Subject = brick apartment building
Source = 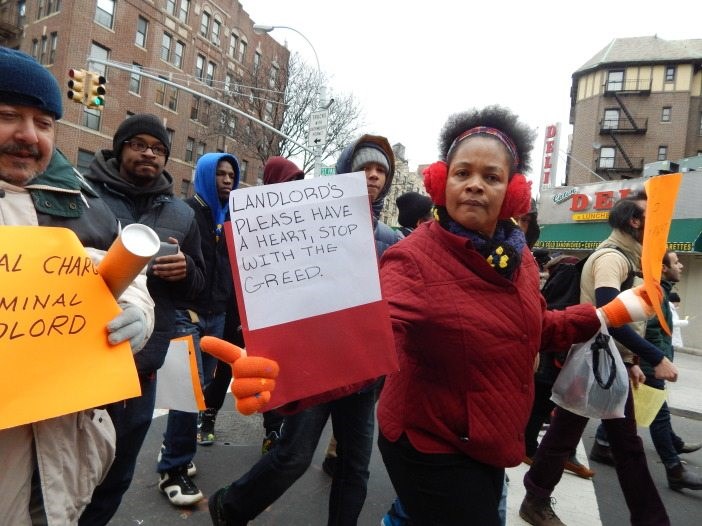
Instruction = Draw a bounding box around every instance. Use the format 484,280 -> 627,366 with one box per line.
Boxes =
0,0 -> 291,194
567,36 -> 702,185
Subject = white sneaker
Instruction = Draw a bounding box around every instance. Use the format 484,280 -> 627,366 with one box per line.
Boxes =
158,468 -> 203,506
157,444 -> 197,476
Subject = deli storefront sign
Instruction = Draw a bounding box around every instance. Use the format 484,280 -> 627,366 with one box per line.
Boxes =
536,174 -> 702,252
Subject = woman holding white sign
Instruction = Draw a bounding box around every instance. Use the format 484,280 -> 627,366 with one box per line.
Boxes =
375,105 -> 658,525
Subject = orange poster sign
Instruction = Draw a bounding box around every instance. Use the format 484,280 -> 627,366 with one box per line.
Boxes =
0,226 -> 141,430
643,173 -> 682,335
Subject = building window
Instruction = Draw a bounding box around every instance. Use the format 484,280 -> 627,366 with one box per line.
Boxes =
167,87 -> 178,111
699,113 -> 702,135
31,39 -> 39,59
268,65 -> 278,88
606,70 -> 623,92
179,179 -> 191,198
237,39 -> 247,63
195,54 -> 205,81
17,0 -> 26,25
240,159 -> 248,183
129,63 -> 142,94
165,0 -> 176,16
657,145 -> 668,161
48,32 -> 58,64
224,72 -> 233,93
665,65 -> 675,83
253,52 -> 261,73
136,16 -> 148,47
603,109 -> 619,129
95,0 -> 115,29
82,108 -> 101,130
39,35 -> 47,64
212,19 -> 221,45
155,75 -> 167,105
185,137 -> 194,162
174,41 -> 184,69
206,61 -> 215,87
661,107 -> 672,123
229,33 -> 238,58
161,33 -> 172,61
201,100 -> 211,125
200,11 -> 210,37
599,147 -> 615,169
190,96 -> 200,120
76,150 -> 94,175
178,0 -> 190,23
196,142 -> 205,162
264,101 -> 273,123
166,128 -> 175,148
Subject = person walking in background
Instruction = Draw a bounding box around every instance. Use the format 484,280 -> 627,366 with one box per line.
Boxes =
395,191 -> 433,237
0,47 -> 153,525
154,152 -> 241,505
79,114 -> 206,523
209,137 -> 401,526
634,251 -> 701,490
520,192 -> 679,526
668,291 -> 688,351
374,105 -> 657,525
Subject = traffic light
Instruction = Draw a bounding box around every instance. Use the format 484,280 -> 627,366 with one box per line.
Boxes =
86,73 -> 106,109
67,68 -> 87,104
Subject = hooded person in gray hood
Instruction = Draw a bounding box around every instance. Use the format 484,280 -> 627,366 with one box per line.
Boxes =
335,134 -> 403,257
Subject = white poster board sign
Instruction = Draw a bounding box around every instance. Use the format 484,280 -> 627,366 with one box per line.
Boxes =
228,172 -> 380,330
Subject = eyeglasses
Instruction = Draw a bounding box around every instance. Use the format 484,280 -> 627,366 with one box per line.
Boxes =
123,139 -> 169,157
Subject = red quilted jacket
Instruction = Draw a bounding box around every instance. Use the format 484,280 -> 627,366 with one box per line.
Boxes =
377,221 -> 600,467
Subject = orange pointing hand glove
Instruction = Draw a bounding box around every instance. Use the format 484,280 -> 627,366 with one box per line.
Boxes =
200,336 -> 280,415
597,284 -> 657,328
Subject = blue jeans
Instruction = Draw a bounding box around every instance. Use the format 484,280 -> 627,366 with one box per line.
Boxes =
157,310 -> 225,473
79,374 -> 157,526
221,389 -> 376,525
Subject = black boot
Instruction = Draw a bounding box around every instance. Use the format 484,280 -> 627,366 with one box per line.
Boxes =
589,441 -> 615,466
666,463 -> 702,491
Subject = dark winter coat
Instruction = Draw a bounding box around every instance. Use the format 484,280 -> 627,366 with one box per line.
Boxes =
86,150 -> 206,374
641,280 -> 674,378
377,220 -> 601,468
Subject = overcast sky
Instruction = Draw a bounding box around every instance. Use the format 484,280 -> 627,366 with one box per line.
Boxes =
243,0 -> 700,184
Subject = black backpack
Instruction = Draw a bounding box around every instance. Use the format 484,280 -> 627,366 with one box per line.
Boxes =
541,246 -> 635,312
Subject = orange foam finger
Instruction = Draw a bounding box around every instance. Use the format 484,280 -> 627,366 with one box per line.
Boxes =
232,377 -> 277,398
236,391 -> 271,415
200,336 -> 243,363
233,356 -> 279,379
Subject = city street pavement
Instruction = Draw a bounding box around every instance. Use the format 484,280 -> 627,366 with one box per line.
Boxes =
111,351 -> 702,525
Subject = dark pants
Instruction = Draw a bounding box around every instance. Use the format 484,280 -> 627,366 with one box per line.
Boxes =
524,389 -> 669,526
79,375 -> 157,526
646,377 -> 684,469
221,389 -> 376,525
378,433 -> 503,526
524,381 -> 556,457
203,358 -> 233,410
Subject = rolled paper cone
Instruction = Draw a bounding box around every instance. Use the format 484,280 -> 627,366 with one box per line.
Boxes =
97,223 -> 160,298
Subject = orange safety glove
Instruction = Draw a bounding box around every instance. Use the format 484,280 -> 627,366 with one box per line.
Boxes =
200,336 -> 280,415
597,284 -> 657,328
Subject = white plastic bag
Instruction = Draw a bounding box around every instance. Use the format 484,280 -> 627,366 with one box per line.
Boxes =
551,321 -> 628,419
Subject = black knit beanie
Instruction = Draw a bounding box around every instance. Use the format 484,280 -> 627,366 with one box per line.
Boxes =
396,191 -> 433,228
113,113 -> 171,162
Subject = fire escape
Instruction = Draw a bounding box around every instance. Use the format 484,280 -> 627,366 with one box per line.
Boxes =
0,4 -> 23,46
597,77 -> 651,179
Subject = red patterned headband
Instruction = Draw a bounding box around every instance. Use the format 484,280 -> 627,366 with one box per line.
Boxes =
447,126 -> 520,170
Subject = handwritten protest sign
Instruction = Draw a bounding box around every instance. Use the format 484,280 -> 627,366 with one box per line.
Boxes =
0,226 -> 141,430
643,173 -> 682,335
226,172 -> 398,408
155,335 -> 205,413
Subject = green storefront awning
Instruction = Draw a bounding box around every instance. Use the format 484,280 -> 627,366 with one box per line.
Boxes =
534,218 -> 702,253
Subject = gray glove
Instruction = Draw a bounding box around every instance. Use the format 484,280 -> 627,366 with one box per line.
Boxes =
107,305 -> 148,353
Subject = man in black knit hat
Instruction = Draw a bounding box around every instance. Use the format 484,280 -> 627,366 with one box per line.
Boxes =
396,191 -> 433,237
80,114 -> 206,523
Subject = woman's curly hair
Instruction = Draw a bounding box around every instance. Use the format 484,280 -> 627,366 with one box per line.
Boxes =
438,105 -> 537,174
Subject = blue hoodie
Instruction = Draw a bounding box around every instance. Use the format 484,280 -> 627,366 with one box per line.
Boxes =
194,152 -> 240,233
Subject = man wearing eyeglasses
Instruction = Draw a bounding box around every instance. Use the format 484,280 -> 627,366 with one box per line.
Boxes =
80,114 -> 206,525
